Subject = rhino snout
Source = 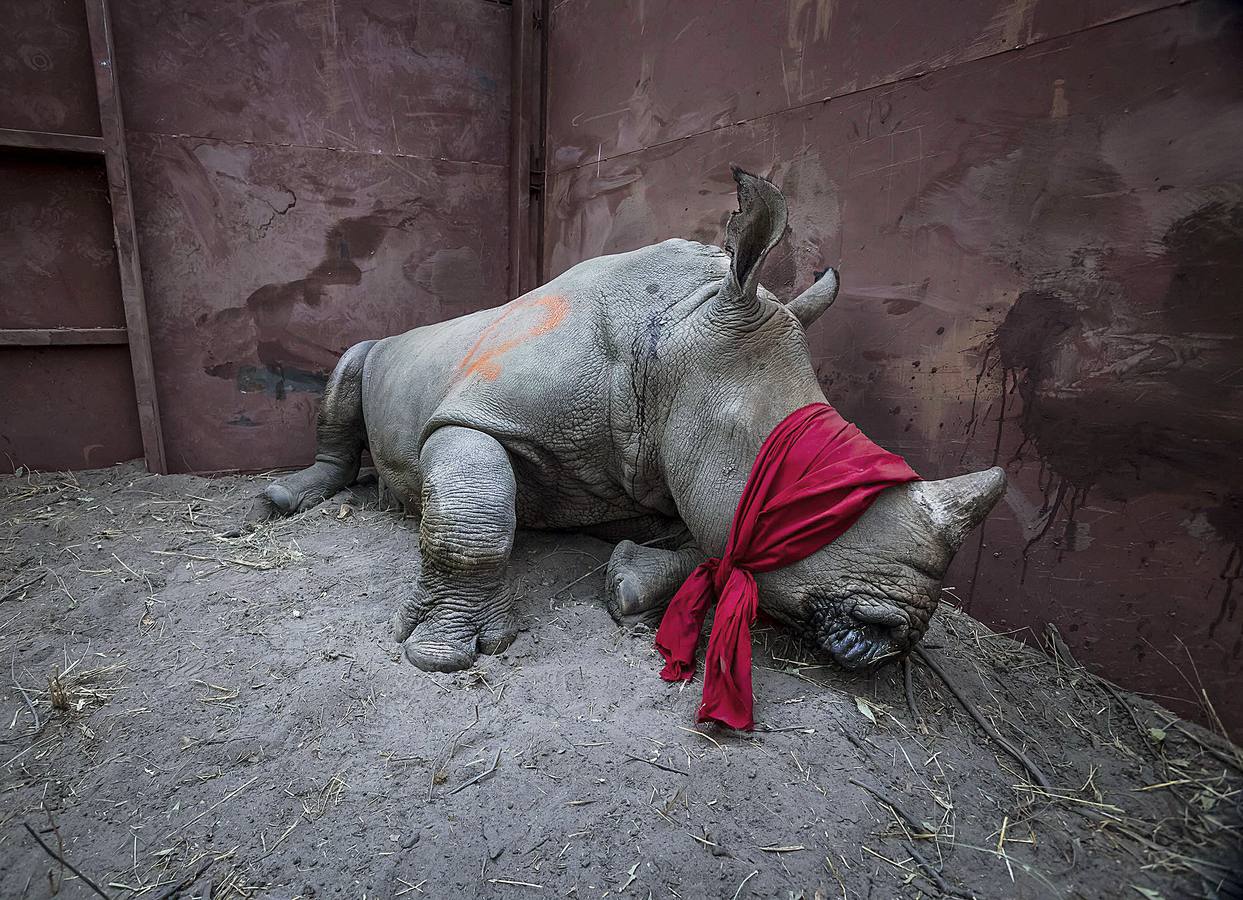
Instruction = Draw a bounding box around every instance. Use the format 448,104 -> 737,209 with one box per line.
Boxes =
817,601 -> 923,670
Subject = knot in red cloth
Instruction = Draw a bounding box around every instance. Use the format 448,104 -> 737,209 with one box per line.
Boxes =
654,403 -> 920,730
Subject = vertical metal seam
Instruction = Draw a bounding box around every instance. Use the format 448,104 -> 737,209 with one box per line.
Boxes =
536,0 -> 551,285
507,0 -> 530,298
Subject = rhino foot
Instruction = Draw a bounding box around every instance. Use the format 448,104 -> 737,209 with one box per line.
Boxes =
236,463 -> 352,534
393,587 -> 518,673
605,539 -> 705,625
404,638 -> 474,672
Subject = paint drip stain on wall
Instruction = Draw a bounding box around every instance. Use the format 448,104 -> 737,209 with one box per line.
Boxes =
973,201 -> 1243,651
202,211 -> 413,398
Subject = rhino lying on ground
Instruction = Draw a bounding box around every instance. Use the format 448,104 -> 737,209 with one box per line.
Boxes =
247,169 -> 1005,674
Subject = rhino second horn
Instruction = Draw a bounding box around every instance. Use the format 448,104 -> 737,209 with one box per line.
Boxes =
788,267 -> 839,329
911,466 -> 1007,551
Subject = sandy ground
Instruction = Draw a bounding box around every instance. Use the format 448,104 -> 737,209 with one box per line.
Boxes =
0,463 -> 1241,900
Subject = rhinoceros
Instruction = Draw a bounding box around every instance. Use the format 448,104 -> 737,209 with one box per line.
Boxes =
246,168 -> 1006,675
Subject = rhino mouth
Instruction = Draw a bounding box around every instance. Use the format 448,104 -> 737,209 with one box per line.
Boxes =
822,623 -> 897,669
818,604 -> 916,670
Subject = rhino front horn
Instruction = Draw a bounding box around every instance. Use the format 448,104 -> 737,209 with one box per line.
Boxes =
911,466 -> 1007,551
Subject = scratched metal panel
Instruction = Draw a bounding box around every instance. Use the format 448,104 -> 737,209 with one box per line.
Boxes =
0,347 -> 144,471
128,133 -> 509,473
0,0 -> 101,135
548,0 -> 1177,173
544,3 -> 1243,733
0,152 -> 126,329
113,0 -> 514,472
112,0 -> 510,165
0,6 -> 142,476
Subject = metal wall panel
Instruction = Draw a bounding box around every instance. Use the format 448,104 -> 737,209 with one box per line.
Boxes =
0,2 -> 150,474
547,0 -> 1173,172
0,347 -> 143,471
0,152 -> 125,329
0,0 -> 101,136
112,0 -> 510,164
129,134 -> 508,472
543,0 -> 1243,733
111,0 -> 513,473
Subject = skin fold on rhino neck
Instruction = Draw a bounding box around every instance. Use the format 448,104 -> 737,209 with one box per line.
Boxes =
659,331 -> 825,557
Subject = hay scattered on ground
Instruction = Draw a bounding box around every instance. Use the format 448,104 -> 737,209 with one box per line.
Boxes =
0,463 -> 1240,899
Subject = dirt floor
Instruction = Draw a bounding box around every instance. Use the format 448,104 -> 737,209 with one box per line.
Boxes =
0,464 -> 1241,900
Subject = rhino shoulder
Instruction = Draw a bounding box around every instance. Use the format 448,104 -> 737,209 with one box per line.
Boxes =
648,237 -> 728,267
602,238 -> 729,294
561,237 -> 725,278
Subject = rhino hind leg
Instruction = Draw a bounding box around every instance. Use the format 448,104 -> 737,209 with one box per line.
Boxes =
243,340 -> 376,526
605,539 -> 705,625
392,426 -> 519,672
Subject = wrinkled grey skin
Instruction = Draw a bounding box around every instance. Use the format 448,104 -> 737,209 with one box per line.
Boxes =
246,169 -> 1005,676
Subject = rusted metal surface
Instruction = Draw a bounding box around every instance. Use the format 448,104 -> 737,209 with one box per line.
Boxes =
536,0 -> 552,284
548,0 -> 1174,171
3,0 -> 513,477
110,0 -> 510,164
0,1 -> 153,475
128,137 -> 509,473
0,152 -> 124,330
107,0 -> 512,474
0,347 -> 144,471
85,0 -> 167,474
509,0 -> 540,298
0,140 -> 144,474
544,1 -> 1243,733
0,0 -> 101,136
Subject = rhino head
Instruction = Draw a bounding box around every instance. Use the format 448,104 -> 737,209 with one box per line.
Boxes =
657,168 -> 1006,669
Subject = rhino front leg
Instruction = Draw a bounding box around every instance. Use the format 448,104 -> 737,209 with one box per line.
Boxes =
393,426 -> 518,672
605,538 -> 705,624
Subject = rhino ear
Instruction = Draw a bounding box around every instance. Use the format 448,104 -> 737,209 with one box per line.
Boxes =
788,267 -> 839,329
910,466 -> 1007,551
715,166 -> 788,325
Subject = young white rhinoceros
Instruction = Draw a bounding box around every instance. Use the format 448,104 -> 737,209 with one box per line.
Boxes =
246,168 -> 1006,674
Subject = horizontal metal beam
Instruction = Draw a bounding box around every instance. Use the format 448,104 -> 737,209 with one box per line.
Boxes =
0,327 -> 128,346
0,127 -> 105,155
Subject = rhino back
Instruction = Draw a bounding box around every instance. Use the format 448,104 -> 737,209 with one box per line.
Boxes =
361,238 -> 729,527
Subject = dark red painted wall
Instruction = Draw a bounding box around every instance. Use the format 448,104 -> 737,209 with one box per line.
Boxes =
114,0 -> 512,473
0,153 -> 143,471
543,0 -> 1243,735
0,1 -> 99,135
0,2 -> 144,471
2,0 -> 512,475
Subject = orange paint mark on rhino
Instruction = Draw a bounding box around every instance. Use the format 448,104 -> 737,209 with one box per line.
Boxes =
456,294 -> 570,381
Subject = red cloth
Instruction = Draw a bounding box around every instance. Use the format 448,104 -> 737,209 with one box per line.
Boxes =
654,402 -> 920,730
